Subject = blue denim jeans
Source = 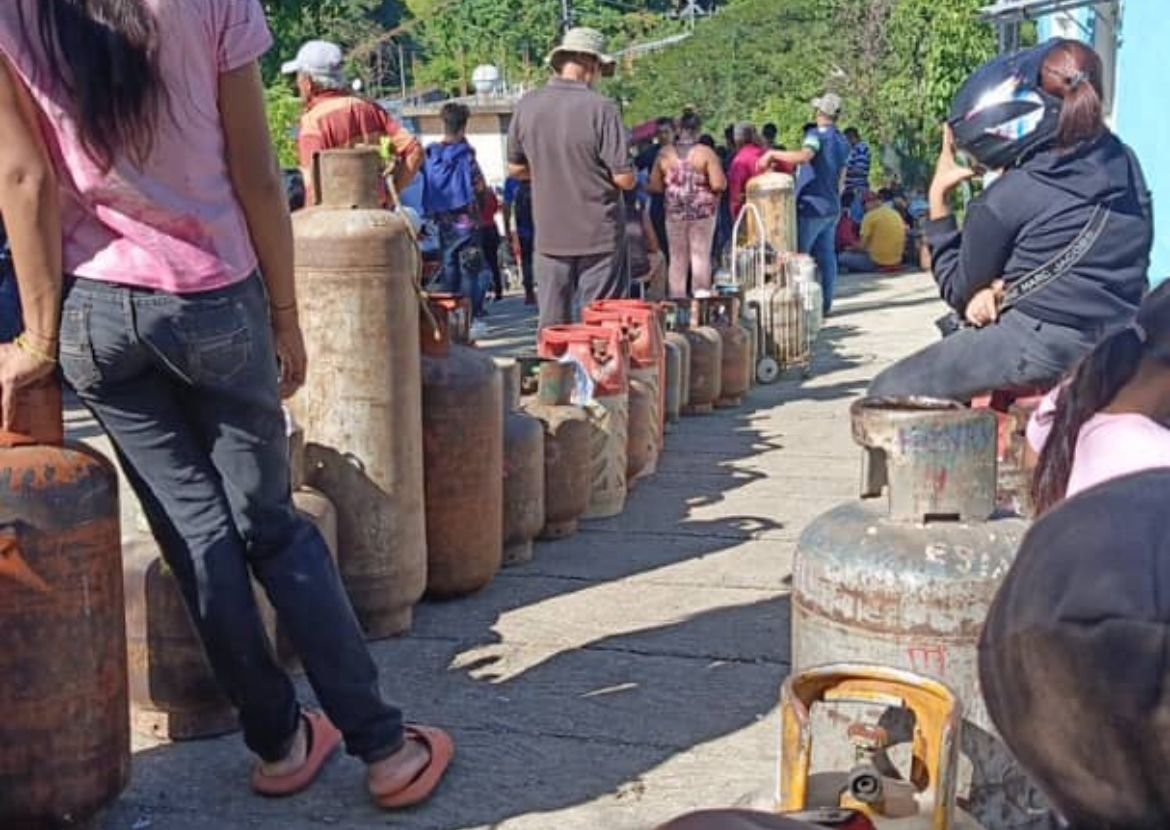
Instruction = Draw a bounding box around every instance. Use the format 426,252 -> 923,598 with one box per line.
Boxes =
798,213 -> 840,315
0,256 -> 22,342
437,214 -> 487,316
59,274 -> 403,764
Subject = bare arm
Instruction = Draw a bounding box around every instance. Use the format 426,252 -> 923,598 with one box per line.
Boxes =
219,61 -> 304,396
612,171 -> 637,191
507,163 -> 531,181
758,148 -> 813,171
648,155 -> 667,194
0,54 -> 61,413
706,148 -> 728,193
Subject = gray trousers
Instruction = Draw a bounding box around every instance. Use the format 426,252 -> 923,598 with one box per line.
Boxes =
536,250 -> 627,330
868,310 -> 1102,402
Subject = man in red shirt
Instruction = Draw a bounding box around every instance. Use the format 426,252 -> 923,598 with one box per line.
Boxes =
727,123 -> 794,222
282,40 -> 423,201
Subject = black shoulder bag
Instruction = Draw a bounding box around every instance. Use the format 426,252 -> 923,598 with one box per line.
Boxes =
934,201 -> 1112,337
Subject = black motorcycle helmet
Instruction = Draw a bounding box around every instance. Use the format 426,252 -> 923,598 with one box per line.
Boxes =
948,39 -> 1070,170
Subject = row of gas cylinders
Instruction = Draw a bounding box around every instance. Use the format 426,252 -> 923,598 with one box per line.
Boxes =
0,149 -> 767,828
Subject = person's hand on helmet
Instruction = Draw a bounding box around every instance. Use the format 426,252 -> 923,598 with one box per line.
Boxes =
930,126 -> 976,205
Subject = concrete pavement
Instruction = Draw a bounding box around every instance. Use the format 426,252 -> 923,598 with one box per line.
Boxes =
94,269 -> 943,830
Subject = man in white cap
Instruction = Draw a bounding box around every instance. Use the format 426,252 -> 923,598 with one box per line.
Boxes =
282,40 -> 422,202
756,93 -> 851,315
507,28 -> 637,330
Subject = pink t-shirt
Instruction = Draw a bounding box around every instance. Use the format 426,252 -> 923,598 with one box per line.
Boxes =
1027,386 -> 1170,498
0,0 -> 272,293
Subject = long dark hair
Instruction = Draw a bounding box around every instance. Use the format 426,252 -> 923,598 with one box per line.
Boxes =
1032,282 -> 1170,515
19,0 -> 164,170
1041,40 -> 1105,149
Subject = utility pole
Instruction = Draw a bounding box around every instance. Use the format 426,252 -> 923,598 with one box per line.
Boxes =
561,0 -> 573,34
398,41 -> 407,100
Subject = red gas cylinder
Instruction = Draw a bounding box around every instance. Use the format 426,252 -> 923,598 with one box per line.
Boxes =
520,359 -> 593,539
1,378 -> 129,829
496,358 -> 545,567
421,297 -> 504,598
539,324 -> 629,518
585,299 -> 666,446
585,317 -> 657,484
695,295 -> 751,408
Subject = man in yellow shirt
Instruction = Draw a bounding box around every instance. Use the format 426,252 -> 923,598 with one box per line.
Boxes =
838,191 -> 907,272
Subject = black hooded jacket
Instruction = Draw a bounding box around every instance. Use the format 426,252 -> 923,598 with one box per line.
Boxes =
925,131 -> 1152,331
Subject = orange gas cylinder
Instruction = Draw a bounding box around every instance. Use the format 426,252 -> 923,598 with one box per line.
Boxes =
291,148 -> 426,639
0,379 -> 129,829
695,295 -> 751,408
669,301 -> 722,414
520,359 -> 592,540
421,298 -> 503,598
585,317 -> 657,484
539,324 -> 629,518
496,358 -> 545,567
585,299 -> 666,446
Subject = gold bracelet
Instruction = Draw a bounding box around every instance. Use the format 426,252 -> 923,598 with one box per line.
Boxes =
14,333 -> 57,366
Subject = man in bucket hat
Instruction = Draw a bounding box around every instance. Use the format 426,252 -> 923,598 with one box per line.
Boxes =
507,28 -> 637,330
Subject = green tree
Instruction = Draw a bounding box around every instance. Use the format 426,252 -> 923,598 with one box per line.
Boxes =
875,0 -> 997,186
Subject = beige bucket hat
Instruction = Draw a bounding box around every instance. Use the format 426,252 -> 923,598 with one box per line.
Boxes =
547,27 -> 617,76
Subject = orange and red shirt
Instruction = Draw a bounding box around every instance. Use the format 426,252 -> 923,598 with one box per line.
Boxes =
298,90 -> 423,199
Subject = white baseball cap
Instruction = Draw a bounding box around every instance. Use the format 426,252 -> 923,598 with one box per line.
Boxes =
282,40 -> 345,80
811,93 -> 843,118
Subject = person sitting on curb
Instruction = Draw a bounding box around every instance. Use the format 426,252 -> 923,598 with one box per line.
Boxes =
837,191 -> 907,274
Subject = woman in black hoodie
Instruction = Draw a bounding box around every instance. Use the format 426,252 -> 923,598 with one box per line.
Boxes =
869,40 -> 1152,402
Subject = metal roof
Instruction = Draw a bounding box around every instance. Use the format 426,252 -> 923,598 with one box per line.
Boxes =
979,0 -> 1119,23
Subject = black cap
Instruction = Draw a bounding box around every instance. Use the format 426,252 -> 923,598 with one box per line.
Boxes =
979,469 -> 1170,828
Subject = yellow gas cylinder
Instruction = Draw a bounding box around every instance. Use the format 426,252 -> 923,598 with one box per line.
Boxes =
779,664 -> 984,830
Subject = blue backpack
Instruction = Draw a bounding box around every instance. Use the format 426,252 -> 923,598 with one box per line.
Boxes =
421,141 -> 479,218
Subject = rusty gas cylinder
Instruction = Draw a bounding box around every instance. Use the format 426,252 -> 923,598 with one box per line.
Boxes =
291,148 -> 426,639
584,300 -> 666,451
539,324 -> 629,519
0,378 -> 129,829
716,284 -> 757,389
663,338 -> 683,426
792,398 -> 1036,828
745,171 -> 798,253
421,298 -> 503,597
695,295 -> 750,408
124,539 -> 238,741
585,317 -> 657,484
520,359 -> 592,540
496,358 -> 545,567
669,301 -> 721,414
661,304 -> 692,413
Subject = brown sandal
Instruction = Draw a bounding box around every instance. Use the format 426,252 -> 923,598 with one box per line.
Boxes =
251,711 -> 342,798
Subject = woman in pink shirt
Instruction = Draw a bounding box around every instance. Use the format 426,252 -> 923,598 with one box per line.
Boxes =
1029,282 -> 1170,514
0,0 -> 449,809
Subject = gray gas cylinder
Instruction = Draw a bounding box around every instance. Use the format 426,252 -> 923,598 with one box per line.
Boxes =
791,398 -> 1050,829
